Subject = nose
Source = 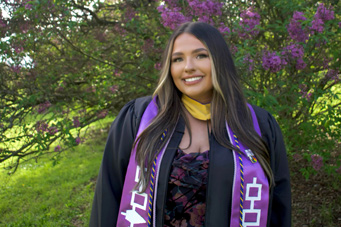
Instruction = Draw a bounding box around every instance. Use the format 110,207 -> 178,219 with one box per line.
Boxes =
184,58 -> 195,73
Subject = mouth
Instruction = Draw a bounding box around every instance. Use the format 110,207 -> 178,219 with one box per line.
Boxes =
183,76 -> 203,82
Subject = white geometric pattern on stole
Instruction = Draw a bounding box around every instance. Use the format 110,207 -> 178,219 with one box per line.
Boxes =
121,166 -> 148,227
243,177 -> 262,227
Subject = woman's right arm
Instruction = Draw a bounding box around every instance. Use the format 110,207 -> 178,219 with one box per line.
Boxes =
89,99 -> 138,227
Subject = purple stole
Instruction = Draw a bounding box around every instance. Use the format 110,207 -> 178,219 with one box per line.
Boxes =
227,104 -> 269,227
117,98 -> 269,227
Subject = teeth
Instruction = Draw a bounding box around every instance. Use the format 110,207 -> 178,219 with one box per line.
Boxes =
184,77 -> 202,82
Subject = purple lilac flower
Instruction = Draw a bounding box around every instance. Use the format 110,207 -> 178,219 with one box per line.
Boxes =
283,43 -> 304,59
309,3 -> 335,34
157,5 -> 191,30
113,24 -> 127,36
0,19 -> 6,34
325,69 -> 339,82
198,15 -> 213,24
311,154 -> 323,171
299,84 -> 312,101
310,18 -> 324,33
73,117 -> 80,128
25,4 -> 32,10
305,92 -> 312,101
11,65 -> 21,73
14,46 -> 24,54
292,153 -> 302,162
299,84 -> 307,92
154,62 -> 162,70
295,58 -> 307,70
114,69 -> 122,77
243,54 -> 254,71
321,57 -> 332,69
281,44 -> 307,69
97,110 -> 108,119
238,7 -> 261,39
54,145 -> 61,152
62,107 -> 70,115
187,0 -> 223,23
75,137 -> 81,145
218,23 -> 230,35
123,6 -> 139,22
316,3 -> 334,22
293,11 -> 307,21
287,11 -> 309,42
36,120 -> 49,133
48,126 -> 58,135
230,45 -> 238,55
36,101 -> 51,114
262,51 -> 284,73
109,85 -> 118,93
287,19 -> 308,42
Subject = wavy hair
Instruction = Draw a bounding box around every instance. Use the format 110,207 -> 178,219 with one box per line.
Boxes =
134,22 -> 273,191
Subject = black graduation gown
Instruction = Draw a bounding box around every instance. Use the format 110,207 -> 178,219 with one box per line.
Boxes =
89,96 -> 291,227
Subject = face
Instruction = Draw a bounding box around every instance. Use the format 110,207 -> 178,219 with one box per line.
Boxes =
170,33 -> 213,103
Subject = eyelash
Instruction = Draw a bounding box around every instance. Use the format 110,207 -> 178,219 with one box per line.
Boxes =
172,54 -> 208,63
172,57 -> 182,63
197,54 -> 208,59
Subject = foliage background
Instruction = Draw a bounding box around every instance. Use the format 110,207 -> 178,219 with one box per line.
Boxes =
0,0 -> 340,226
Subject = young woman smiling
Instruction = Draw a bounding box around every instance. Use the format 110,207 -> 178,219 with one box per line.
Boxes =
90,22 -> 291,227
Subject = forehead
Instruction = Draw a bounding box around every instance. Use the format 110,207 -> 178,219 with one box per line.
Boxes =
172,33 -> 206,53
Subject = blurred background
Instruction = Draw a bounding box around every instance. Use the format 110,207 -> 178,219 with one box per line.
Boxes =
0,0 -> 340,226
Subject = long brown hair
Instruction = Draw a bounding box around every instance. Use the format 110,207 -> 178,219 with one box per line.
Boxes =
134,22 -> 273,191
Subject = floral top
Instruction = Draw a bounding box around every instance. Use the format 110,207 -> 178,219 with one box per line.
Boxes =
164,149 -> 209,227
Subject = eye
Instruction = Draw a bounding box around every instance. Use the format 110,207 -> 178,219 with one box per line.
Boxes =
197,54 -> 209,59
172,57 -> 183,63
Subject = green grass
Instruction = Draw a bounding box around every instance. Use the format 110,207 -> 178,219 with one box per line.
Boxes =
0,130 -> 107,227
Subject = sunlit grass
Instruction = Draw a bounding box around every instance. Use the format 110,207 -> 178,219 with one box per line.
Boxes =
0,120 -> 111,226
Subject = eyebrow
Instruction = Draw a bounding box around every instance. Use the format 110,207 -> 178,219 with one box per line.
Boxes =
171,48 -> 208,57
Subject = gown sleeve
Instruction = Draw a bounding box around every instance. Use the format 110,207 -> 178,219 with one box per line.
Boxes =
253,106 -> 291,227
268,114 -> 291,227
89,99 -> 139,227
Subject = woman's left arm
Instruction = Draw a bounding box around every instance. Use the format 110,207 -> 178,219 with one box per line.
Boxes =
253,106 -> 291,227
267,114 -> 292,227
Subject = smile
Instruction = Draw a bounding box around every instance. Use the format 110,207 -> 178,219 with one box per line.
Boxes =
184,76 -> 203,82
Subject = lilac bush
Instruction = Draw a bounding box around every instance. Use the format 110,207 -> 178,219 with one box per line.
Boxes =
0,1 -> 339,178
157,1 -> 340,177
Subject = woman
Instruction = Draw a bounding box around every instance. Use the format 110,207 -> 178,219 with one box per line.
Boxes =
90,22 -> 291,227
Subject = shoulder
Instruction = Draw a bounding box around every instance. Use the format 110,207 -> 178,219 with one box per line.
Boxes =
133,96 -> 153,119
250,105 -> 285,154
250,105 -> 273,124
112,96 -> 152,136
250,105 -> 280,138
117,96 -> 152,119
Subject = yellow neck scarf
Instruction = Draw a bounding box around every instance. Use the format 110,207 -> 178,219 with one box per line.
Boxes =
181,95 -> 211,121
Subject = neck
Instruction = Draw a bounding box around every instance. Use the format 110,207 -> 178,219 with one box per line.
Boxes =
181,95 -> 211,121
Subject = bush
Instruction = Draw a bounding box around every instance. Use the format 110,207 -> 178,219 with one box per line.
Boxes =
0,0 -> 339,177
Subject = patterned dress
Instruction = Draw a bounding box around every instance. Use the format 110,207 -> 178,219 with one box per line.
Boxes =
164,149 -> 209,227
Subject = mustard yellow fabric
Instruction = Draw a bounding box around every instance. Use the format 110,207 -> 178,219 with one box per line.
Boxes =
181,95 -> 211,121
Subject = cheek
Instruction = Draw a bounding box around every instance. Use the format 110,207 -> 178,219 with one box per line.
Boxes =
170,64 -> 178,78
